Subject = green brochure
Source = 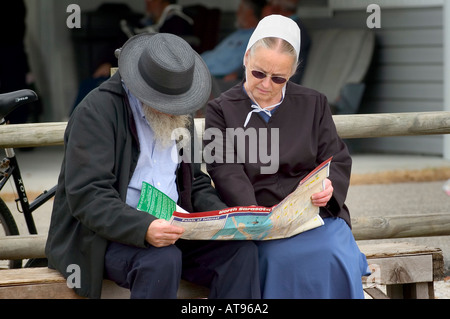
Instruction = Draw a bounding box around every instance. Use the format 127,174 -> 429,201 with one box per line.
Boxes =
137,181 -> 177,221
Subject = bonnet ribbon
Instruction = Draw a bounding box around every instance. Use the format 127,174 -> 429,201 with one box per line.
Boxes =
243,85 -> 286,128
244,104 -> 273,128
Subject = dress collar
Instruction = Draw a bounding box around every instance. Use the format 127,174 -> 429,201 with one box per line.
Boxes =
243,84 -> 286,127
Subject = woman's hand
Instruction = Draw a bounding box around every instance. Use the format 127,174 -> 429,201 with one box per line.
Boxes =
311,178 -> 333,207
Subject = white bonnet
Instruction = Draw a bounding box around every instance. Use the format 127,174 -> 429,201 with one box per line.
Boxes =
244,14 -> 301,63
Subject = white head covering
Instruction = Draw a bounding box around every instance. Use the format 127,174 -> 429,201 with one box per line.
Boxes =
241,15 -> 301,127
244,14 -> 301,64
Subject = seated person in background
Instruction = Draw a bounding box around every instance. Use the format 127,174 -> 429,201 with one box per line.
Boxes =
201,0 -> 267,94
73,0 -> 195,114
263,0 -> 311,84
124,0 -> 194,38
46,33 -> 261,299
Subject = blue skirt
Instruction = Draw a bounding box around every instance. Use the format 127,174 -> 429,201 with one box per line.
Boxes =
256,217 -> 369,299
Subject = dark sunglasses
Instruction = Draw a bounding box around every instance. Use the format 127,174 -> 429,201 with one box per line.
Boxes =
251,70 -> 287,84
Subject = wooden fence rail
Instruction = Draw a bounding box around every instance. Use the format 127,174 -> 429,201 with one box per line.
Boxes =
351,213 -> 450,240
1,111 -> 450,148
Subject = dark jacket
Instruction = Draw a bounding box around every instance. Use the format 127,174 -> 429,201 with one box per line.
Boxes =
45,72 -> 226,298
205,81 -> 352,227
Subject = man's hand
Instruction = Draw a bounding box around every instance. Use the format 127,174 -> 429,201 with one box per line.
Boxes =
311,178 -> 333,207
146,219 -> 185,248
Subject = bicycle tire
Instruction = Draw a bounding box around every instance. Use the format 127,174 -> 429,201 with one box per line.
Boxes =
0,197 -> 22,268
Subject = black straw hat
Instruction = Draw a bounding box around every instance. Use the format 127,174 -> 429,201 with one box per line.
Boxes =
118,33 -> 211,115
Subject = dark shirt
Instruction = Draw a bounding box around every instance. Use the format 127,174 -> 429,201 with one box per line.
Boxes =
205,81 -> 353,227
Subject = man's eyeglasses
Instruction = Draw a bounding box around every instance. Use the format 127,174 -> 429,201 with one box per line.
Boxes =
251,70 -> 287,84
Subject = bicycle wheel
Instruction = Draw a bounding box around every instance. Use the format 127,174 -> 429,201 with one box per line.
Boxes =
0,197 -> 22,268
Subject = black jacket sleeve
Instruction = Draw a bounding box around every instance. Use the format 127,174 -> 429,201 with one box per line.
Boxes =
63,89 -> 154,247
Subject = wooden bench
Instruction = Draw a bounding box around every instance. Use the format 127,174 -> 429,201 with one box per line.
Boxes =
0,267 -> 209,299
0,241 -> 443,299
360,242 -> 444,299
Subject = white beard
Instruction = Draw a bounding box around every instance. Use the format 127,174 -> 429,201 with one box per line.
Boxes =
141,104 -> 191,149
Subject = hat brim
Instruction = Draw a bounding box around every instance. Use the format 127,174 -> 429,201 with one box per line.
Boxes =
118,33 -> 212,116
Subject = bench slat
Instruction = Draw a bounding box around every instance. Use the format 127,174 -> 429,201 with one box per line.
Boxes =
0,267 -> 65,286
0,267 -> 209,299
367,255 -> 433,285
359,242 -> 445,281
0,283 -> 83,299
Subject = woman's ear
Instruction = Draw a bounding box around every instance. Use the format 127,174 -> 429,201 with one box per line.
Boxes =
243,50 -> 250,67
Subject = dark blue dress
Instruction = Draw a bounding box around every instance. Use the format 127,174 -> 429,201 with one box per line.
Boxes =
256,217 -> 369,298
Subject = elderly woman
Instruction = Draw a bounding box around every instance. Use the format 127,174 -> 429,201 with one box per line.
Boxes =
205,15 -> 369,299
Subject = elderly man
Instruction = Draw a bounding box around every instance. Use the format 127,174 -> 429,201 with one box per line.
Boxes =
45,33 -> 260,299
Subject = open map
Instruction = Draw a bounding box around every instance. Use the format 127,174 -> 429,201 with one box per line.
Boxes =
137,157 -> 332,240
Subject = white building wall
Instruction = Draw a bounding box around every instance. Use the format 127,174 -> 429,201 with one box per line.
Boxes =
301,5 -> 445,155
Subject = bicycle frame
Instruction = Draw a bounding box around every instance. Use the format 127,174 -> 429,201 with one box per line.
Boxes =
0,146 -> 56,235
